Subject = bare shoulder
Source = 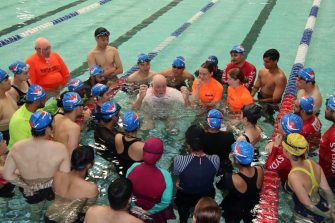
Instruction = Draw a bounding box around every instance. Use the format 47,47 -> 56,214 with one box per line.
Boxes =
159,68 -> 170,76
85,181 -> 99,198
106,46 -> 118,52
85,205 -> 109,221
127,71 -> 139,82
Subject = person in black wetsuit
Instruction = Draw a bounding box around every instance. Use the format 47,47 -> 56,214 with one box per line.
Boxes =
174,125 -> 220,223
114,111 -> 144,176
216,141 -> 263,223
203,109 -> 235,173
8,61 -> 30,106
94,100 -> 121,161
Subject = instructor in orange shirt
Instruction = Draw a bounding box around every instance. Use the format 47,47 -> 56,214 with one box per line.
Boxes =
26,37 -> 69,98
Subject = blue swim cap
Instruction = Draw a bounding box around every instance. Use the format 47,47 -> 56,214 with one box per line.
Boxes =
0,132 -> 3,142
298,67 -> 315,82
62,92 -> 82,111
172,56 -> 185,68
232,141 -> 254,165
122,111 -> 139,132
29,111 -> 52,132
67,78 -> 84,92
280,113 -> 303,134
299,96 -> 314,113
326,96 -> 335,112
207,55 -> 218,66
26,84 -> 46,102
230,45 -> 245,55
89,64 -> 104,76
0,69 -> 9,82
137,53 -> 150,64
207,109 -> 223,129
8,61 -> 29,75
91,83 -> 109,97
100,101 -> 121,120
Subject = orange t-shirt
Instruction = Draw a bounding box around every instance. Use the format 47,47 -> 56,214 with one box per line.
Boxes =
192,78 -> 223,104
26,52 -> 69,90
227,85 -> 253,112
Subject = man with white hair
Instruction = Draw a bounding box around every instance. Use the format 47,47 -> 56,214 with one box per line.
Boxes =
132,74 -> 190,130
26,37 -> 70,98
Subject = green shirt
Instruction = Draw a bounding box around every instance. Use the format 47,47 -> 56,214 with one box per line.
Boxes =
8,104 -> 33,149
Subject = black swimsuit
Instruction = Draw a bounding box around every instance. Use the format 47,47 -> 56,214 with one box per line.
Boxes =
11,81 -> 30,106
117,136 -> 141,176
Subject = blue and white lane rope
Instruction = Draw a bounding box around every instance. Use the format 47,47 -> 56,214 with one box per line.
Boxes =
283,0 -> 321,98
0,0 -> 112,48
122,0 -> 219,78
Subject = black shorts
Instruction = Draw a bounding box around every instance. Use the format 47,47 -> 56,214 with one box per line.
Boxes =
0,182 -> 15,198
19,187 -> 55,204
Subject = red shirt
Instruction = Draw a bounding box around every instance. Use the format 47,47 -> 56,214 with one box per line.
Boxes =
222,61 -> 256,90
301,115 -> 322,151
265,145 -> 291,185
319,124 -> 335,177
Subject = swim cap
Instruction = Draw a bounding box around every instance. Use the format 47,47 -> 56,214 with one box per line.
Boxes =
29,110 -> 52,132
0,132 -> 3,142
137,53 -> 150,64
232,141 -> 254,165
8,61 -> 29,75
89,64 -> 104,76
282,133 -> 308,156
26,84 -> 46,102
172,56 -> 185,68
326,96 -> 335,112
0,69 -> 9,82
230,45 -> 245,55
299,96 -> 314,113
62,92 -> 82,111
100,101 -> 121,120
91,83 -> 109,97
94,27 -> 110,37
207,55 -> 218,66
122,111 -> 139,132
280,113 -> 303,134
207,109 -> 223,129
143,138 -> 163,165
298,67 -> 315,82
67,78 -> 84,92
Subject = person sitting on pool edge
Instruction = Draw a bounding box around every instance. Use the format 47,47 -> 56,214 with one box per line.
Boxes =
159,56 -> 194,90
87,27 -> 123,80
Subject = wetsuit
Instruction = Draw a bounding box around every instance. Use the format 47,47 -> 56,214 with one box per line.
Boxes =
285,160 -> 329,223
11,81 -> 30,106
127,163 -> 175,223
222,61 -> 256,90
301,115 -> 322,152
174,154 -> 220,223
319,124 -> 335,191
94,125 -> 118,161
203,131 -> 235,173
216,166 -> 262,223
117,136 -> 142,176
265,145 -> 291,186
